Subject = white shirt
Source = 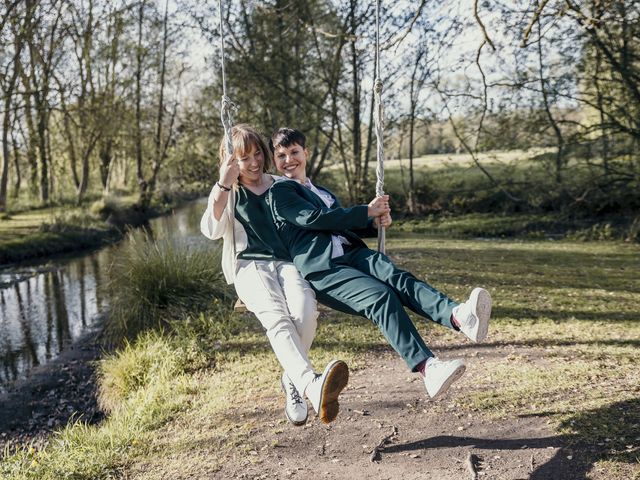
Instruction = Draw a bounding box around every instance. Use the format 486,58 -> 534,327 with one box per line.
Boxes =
303,178 -> 351,259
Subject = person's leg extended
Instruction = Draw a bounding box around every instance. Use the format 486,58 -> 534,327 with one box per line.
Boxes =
307,264 -> 433,372
236,260 -> 348,424
309,262 -> 468,399
345,248 -> 492,342
235,260 -> 316,395
344,247 -> 459,329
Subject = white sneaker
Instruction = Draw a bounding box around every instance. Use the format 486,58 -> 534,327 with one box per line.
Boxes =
281,373 -> 308,426
452,287 -> 492,343
304,360 -> 349,424
423,357 -> 466,399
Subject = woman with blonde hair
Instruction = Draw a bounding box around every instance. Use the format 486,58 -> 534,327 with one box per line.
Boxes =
200,124 -> 348,425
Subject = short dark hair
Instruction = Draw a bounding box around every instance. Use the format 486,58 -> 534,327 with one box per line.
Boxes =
269,127 -> 306,153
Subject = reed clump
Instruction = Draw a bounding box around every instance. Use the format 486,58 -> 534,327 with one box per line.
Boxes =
104,234 -> 232,343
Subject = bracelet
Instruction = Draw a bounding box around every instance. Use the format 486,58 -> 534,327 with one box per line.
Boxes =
216,181 -> 232,192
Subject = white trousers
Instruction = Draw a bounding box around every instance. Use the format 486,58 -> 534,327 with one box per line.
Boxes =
234,259 -> 319,394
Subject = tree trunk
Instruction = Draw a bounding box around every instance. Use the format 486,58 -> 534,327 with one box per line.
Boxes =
35,96 -> 49,203
349,0 -> 362,201
18,87 -> 38,193
147,0 -> 169,205
11,127 -> 21,197
135,0 -> 147,205
408,110 -> 416,214
275,0 -> 291,125
99,139 -> 113,190
1,96 -> 12,212
57,84 -> 81,189
536,16 -> 564,184
0,8 -> 23,211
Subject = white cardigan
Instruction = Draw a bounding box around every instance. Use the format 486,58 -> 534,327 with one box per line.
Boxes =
199,176 -> 282,285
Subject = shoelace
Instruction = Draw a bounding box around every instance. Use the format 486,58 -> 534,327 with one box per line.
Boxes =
287,381 -> 304,405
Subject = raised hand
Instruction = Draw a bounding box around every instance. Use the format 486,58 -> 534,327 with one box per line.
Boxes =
218,154 -> 240,188
367,195 -> 390,217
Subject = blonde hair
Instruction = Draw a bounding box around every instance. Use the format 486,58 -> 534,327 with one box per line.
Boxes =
218,124 -> 273,181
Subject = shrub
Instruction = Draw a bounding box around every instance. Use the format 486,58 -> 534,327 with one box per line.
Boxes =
104,234 -> 232,343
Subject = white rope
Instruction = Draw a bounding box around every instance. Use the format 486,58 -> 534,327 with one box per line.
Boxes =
374,0 -> 386,254
217,0 -> 238,159
217,0 -> 238,259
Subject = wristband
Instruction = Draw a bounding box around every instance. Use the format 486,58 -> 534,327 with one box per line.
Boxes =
216,181 -> 232,192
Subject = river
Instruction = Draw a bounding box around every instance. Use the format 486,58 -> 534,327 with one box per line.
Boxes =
0,198 -> 209,393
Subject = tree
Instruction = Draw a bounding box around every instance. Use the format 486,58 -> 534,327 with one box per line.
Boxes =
0,1 -> 24,212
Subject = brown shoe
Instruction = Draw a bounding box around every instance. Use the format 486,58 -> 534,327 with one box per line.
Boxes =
305,360 -> 349,424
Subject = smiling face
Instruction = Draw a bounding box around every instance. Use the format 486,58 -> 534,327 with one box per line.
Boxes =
236,143 -> 265,185
273,143 -> 308,182
219,124 -> 273,187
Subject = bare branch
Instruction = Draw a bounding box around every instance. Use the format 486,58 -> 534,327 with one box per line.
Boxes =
474,0 -> 496,51
522,0 -> 551,47
436,87 -> 522,203
389,0 -> 428,52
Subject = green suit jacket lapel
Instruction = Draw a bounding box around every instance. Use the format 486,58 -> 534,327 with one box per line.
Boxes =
269,179 -> 372,277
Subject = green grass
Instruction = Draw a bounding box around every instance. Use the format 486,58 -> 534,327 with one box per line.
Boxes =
392,212 -> 571,239
104,235 -> 233,343
388,237 -> 639,477
1,332 -> 201,480
0,203 -> 124,266
318,150 -> 640,241
0,188 -> 208,266
392,211 -> 639,241
1,234 -> 639,479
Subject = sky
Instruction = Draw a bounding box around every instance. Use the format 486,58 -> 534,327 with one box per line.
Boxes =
164,0 -> 565,116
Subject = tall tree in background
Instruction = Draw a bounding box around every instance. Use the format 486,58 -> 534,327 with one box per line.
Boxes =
64,0 -> 103,203
134,0 -> 148,206
405,48 -> 430,214
22,0 -> 65,203
0,2 -> 24,212
0,0 -> 636,218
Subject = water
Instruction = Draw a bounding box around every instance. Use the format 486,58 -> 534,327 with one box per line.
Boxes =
0,198 -> 210,392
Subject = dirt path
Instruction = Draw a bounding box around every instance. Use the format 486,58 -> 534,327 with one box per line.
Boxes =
0,337 -> 626,479
211,344 -> 589,480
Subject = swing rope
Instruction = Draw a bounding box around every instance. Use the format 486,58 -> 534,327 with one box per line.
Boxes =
217,0 -> 246,313
217,0 -> 237,161
374,0 -> 386,254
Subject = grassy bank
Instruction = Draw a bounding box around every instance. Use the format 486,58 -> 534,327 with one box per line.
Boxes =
318,150 -> 640,242
391,212 -> 640,242
2,150 -> 638,269
0,186 -> 207,266
1,234 -> 638,479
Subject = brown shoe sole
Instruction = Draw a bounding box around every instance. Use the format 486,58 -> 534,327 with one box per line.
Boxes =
319,360 -> 349,424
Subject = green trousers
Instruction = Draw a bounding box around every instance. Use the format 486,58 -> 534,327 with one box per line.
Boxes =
307,246 -> 458,371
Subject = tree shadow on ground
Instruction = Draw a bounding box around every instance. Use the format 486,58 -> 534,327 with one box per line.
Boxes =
493,306 -> 638,322
391,244 -> 639,293
530,397 -> 640,479
383,398 -> 640,479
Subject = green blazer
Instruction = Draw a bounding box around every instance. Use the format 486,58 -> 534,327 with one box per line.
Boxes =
268,179 -> 377,278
